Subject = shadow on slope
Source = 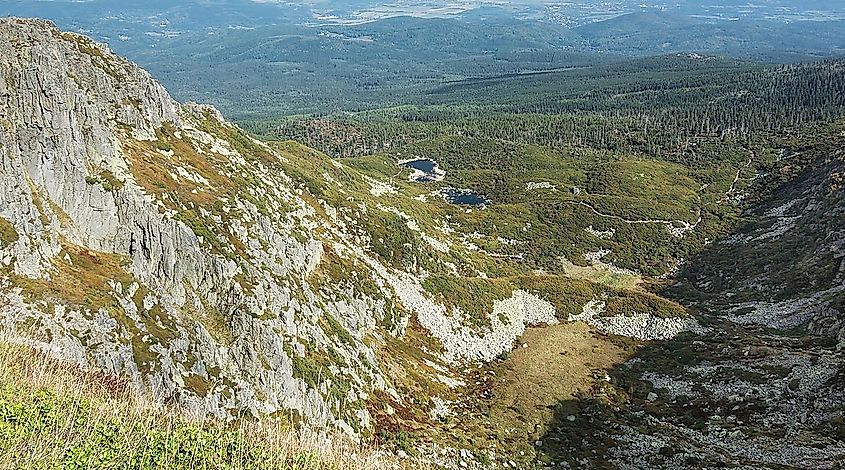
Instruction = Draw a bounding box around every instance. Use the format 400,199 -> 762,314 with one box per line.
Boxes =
538,122 -> 845,468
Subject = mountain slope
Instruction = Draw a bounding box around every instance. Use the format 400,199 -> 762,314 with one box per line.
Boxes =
534,123 -> 845,468
5,16 -> 843,470
675,123 -> 845,336
0,17 -> 567,437
0,19 -> 722,468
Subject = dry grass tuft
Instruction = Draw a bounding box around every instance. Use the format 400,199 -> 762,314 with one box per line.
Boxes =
0,338 -> 425,470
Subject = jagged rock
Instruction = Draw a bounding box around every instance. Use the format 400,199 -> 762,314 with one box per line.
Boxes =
0,18 -> 563,436
0,17 -> 385,430
808,305 -> 845,342
568,299 -> 705,341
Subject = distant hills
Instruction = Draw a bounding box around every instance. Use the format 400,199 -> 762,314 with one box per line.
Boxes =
576,12 -> 845,60
4,1 -> 845,118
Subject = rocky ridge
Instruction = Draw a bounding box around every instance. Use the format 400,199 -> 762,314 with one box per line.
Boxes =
0,18 -> 570,434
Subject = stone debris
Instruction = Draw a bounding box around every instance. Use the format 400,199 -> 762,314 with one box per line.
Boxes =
725,284 -> 845,329
582,250 -> 639,276
525,181 -> 557,191
429,396 -> 452,421
584,225 -> 615,240
365,176 -> 397,196
569,300 -> 706,340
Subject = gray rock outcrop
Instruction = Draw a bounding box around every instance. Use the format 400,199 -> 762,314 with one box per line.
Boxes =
0,18 -> 554,434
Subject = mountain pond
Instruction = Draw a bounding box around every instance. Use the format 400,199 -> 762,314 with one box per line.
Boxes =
399,159 -> 489,207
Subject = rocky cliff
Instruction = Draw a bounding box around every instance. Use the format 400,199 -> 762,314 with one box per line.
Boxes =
0,18 -> 567,435
675,126 -> 845,343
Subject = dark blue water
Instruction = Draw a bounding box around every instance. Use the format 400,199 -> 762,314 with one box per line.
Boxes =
442,188 -> 488,206
402,159 -> 436,173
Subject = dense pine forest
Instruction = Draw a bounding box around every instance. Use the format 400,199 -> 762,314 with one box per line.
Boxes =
243,57 -> 845,162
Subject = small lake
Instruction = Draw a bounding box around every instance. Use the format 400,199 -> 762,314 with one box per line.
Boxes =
402,159 -> 436,173
399,159 -> 488,206
440,188 -> 489,207
400,158 -> 445,183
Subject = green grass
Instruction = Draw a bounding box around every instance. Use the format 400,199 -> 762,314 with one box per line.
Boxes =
0,342 -> 415,470
422,275 -> 512,327
0,385 -> 302,469
154,140 -> 173,152
603,291 -> 687,319
0,217 -> 18,245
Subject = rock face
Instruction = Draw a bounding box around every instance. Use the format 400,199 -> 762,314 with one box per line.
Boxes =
0,18 -> 556,432
0,17 -> 346,428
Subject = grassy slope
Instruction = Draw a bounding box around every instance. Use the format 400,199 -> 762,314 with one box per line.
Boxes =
0,340 -> 412,470
344,134 -> 752,277
275,139 -> 689,321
